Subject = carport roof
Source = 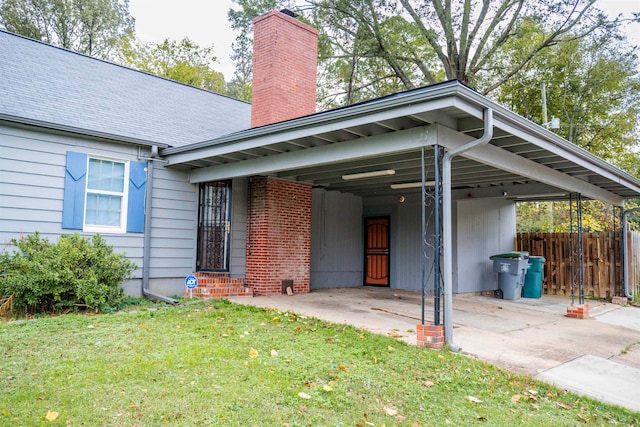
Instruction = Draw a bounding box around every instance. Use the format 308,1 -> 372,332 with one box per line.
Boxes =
162,80 -> 640,205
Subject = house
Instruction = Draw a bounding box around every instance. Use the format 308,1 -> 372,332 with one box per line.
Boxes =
2,10 -> 640,335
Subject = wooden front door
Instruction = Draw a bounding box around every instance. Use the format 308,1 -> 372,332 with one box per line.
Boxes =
197,181 -> 231,271
365,217 -> 390,286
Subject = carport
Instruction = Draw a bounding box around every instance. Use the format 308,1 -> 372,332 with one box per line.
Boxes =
163,80 -> 640,348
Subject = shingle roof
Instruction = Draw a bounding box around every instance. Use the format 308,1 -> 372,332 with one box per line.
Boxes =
0,30 -> 251,147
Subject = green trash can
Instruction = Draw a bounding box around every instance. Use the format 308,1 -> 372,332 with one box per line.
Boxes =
522,256 -> 545,298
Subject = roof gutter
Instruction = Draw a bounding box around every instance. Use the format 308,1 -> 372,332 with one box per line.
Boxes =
442,108 -> 494,352
0,113 -> 170,149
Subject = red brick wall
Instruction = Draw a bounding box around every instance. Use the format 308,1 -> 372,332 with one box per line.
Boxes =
246,177 -> 312,295
251,10 -> 318,128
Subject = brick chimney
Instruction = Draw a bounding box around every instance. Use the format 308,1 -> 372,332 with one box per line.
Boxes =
251,9 -> 318,128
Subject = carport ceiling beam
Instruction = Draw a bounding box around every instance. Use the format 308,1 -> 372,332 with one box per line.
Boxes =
189,126 -> 437,183
438,126 -> 624,206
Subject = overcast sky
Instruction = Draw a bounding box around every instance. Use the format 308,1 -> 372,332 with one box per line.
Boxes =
128,0 -> 640,81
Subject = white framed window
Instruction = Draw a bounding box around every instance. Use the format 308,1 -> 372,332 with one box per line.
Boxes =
83,156 -> 130,233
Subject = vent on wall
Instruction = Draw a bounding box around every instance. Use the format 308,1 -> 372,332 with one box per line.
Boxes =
282,279 -> 294,295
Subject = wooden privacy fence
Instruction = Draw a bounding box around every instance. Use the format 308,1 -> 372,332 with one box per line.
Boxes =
515,232 -> 632,299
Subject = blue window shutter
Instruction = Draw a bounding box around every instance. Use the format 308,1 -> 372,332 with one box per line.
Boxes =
127,161 -> 147,233
62,151 -> 87,229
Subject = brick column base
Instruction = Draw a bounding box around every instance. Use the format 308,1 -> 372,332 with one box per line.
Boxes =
416,324 -> 445,349
566,304 -> 590,319
611,296 -> 628,305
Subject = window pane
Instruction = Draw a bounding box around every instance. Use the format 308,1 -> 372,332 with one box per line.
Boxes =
86,194 -> 121,226
88,158 -> 125,192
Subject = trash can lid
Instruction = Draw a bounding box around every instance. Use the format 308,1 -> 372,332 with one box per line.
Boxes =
528,256 -> 546,262
490,251 -> 529,260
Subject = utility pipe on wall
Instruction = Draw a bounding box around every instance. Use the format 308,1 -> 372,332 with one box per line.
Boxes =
442,108 -> 493,351
141,148 -> 178,304
622,207 -> 639,301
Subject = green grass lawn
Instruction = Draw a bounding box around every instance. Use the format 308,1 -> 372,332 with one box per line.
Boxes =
1,299 -> 638,426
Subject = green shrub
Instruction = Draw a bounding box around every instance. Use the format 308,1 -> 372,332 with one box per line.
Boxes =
0,233 -> 136,314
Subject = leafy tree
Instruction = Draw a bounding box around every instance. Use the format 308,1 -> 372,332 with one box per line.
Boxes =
496,20 -> 640,168
516,200 -> 624,233
229,0 -> 622,107
0,0 -> 134,59
117,36 -> 226,93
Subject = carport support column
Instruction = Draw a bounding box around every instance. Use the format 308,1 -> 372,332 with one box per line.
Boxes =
246,177 -> 312,295
442,109 -> 493,351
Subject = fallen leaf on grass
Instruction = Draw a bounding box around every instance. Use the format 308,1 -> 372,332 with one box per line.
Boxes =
45,411 -> 59,421
511,394 -> 521,403
249,348 -> 258,357
323,385 -> 333,392
531,403 -> 539,411
271,349 -> 278,357
298,392 -> 311,399
387,345 -> 395,352
423,380 -> 434,388
467,396 -> 483,403
384,405 -> 398,416
557,402 -> 574,410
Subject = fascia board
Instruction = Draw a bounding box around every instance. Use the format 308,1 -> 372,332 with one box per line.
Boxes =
188,125 -> 437,183
161,82 -> 463,161
165,97 -> 455,166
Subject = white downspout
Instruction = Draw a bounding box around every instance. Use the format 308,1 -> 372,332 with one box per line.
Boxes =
442,108 -> 493,351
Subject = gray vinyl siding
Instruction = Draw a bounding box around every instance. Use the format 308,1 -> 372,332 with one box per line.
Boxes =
362,194 -> 516,294
229,178 -> 248,278
0,124 -> 144,280
311,189 -> 363,288
454,198 -> 516,294
147,164 -> 197,294
0,123 -> 200,297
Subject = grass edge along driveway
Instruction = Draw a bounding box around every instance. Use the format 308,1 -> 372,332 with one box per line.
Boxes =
1,299 -> 638,426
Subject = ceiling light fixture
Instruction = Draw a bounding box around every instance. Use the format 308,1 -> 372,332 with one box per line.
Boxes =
511,193 -> 568,200
390,181 -> 436,190
342,169 -> 396,180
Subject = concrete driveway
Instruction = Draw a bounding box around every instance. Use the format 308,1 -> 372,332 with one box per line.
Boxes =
230,287 -> 640,412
